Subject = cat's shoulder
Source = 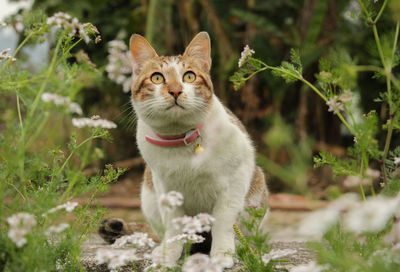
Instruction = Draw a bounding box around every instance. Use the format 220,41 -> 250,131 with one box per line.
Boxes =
222,104 -> 247,134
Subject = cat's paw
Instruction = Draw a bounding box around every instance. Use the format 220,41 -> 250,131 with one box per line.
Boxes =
151,244 -> 183,267
211,252 -> 234,269
98,218 -> 130,244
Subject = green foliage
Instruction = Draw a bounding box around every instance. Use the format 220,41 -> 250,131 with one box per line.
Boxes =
233,206 -> 275,272
309,224 -> 400,272
0,12 -> 123,270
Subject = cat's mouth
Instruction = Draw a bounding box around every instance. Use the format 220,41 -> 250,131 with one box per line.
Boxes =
166,101 -> 185,110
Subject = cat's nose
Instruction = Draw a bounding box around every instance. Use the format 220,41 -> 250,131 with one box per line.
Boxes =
168,89 -> 183,99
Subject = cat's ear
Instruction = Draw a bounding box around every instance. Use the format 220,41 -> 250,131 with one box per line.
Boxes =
130,34 -> 158,74
183,32 -> 211,72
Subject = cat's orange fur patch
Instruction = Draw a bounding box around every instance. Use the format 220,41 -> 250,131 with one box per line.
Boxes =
246,166 -> 269,207
143,164 -> 154,191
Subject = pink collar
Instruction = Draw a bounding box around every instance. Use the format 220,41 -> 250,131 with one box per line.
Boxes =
145,123 -> 203,147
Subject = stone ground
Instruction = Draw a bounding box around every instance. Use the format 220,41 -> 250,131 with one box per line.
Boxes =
81,209 -> 316,271
79,172 -> 321,271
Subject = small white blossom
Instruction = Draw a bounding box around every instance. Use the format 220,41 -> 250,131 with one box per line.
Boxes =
183,253 -> 223,272
106,40 -> 132,93
343,195 -> 399,234
343,175 -> 372,188
167,233 -> 205,244
112,232 -> 155,248
44,201 -> 79,215
45,223 -> 70,236
238,45 -> 255,67
8,229 -> 28,248
41,92 -> 83,115
159,191 -> 184,211
0,48 -> 16,62
173,214 -> 215,235
365,168 -> 380,179
95,249 -> 139,271
326,95 -> 344,114
47,12 -> 100,44
339,89 -> 352,103
290,261 -> 329,272
7,212 -> 36,247
262,249 -> 297,265
298,207 -> 340,239
394,157 -> 400,165
72,117 -> 117,129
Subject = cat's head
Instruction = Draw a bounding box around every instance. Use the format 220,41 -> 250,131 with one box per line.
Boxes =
129,32 -> 213,134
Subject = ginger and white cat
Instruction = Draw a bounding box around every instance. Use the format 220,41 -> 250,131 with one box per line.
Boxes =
100,32 -> 268,267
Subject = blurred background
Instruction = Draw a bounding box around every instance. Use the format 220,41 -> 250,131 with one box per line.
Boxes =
1,0 -> 399,203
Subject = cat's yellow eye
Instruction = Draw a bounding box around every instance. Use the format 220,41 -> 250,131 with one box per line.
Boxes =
183,71 -> 196,83
151,72 -> 165,84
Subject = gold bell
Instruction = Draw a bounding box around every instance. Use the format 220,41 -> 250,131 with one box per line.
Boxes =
194,144 -> 204,154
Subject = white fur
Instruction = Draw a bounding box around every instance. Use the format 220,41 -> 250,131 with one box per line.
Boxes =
133,65 -> 255,267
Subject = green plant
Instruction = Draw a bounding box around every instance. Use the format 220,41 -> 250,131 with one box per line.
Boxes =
231,0 -> 400,199
231,1 -> 400,271
0,11 -> 124,271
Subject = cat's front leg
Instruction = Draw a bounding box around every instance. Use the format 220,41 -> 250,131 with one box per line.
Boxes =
151,206 -> 185,267
210,191 -> 247,268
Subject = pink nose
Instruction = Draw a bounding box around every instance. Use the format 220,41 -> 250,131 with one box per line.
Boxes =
169,89 -> 182,99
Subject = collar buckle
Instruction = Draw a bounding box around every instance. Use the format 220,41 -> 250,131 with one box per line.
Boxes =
183,128 -> 201,145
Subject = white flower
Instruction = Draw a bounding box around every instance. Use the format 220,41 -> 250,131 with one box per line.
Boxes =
238,45 -> 255,67
72,117 -> 117,129
47,12 -> 100,44
0,48 -> 16,62
365,168 -> 380,179
394,157 -> 400,165
298,207 -> 339,238
45,223 -> 70,236
290,261 -> 329,272
0,21 -> 6,27
326,95 -> 344,114
173,214 -> 215,235
183,253 -> 223,272
343,175 -> 372,188
7,212 -> 36,247
95,249 -> 139,271
339,89 -> 352,103
44,201 -> 79,215
261,249 -> 297,265
167,233 -> 205,244
41,92 -> 82,115
159,191 -> 184,211
68,102 -> 83,115
7,212 -> 37,229
108,40 -> 128,51
343,195 -> 399,234
112,232 -> 155,248
8,229 -> 28,247
106,40 -> 132,93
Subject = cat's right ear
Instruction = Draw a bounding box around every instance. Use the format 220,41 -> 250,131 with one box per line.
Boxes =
130,34 -> 158,75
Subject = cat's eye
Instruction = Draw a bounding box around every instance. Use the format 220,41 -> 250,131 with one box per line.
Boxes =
183,71 -> 196,83
151,72 -> 165,84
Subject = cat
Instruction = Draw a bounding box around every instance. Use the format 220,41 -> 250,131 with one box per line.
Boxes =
99,32 -> 269,268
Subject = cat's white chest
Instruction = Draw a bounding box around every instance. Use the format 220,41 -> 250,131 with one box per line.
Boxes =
135,97 -> 255,215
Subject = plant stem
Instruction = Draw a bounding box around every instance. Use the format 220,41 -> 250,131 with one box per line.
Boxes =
254,60 -> 356,136
27,39 -> 62,120
0,30 -> 36,74
373,0 -> 388,24
380,21 -> 399,185
59,132 -> 107,200
16,93 -> 26,181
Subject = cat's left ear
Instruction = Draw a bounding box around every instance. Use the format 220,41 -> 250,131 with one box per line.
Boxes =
183,32 -> 211,72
